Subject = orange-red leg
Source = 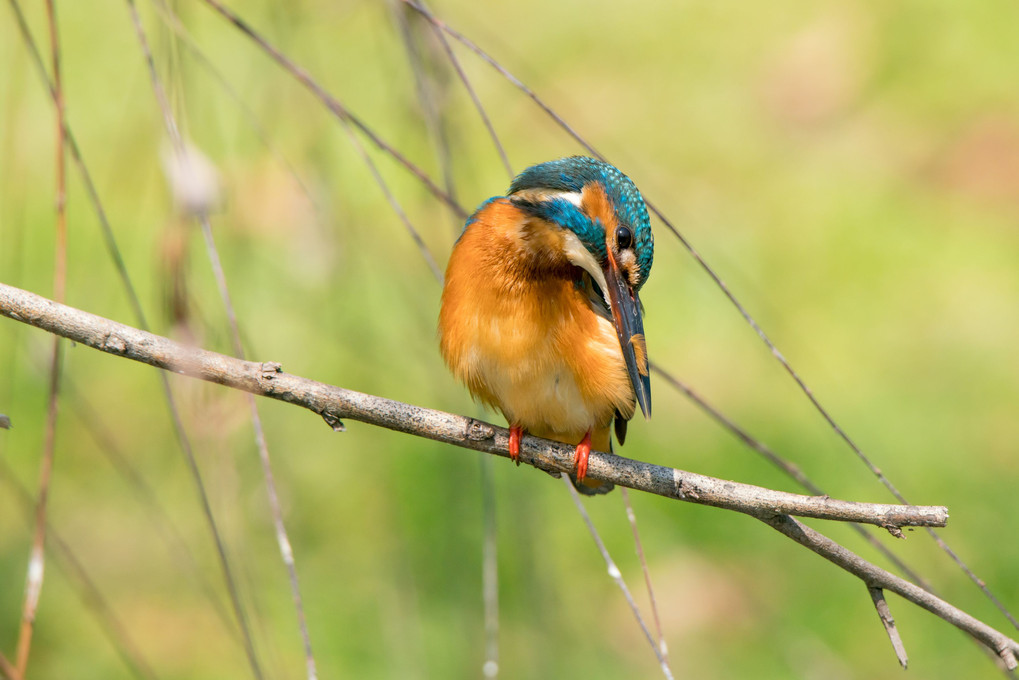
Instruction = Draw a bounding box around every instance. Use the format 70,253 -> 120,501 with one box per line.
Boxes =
509,425 -> 523,466
573,430 -> 593,482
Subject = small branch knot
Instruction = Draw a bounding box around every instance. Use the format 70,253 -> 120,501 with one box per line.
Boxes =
997,645 -> 1018,671
101,332 -> 127,354
321,411 -> 346,432
674,476 -> 699,500
260,361 -> 283,380
465,419 -> 495,441
883,524 -> 905,539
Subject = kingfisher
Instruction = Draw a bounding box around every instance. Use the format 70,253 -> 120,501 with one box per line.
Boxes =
439,156 -> 653,494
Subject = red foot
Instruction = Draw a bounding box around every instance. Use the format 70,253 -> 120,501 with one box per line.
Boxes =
509,425 -> 523,466
573,430 -> 593,482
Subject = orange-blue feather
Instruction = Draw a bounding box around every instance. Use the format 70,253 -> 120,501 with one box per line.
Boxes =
438,195 -> 636,474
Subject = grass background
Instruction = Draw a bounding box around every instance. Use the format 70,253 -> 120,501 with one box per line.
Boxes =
2,0 -> 1019,678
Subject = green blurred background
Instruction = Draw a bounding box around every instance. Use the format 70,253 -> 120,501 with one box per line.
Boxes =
2,0 -> 1019,678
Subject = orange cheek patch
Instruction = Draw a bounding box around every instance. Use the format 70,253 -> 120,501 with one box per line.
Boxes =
580,183 -> 618,239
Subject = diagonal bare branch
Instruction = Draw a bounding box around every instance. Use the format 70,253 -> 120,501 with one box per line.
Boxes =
198,0 -> 466,220
869,586 -> 908,669
0,282 -> 947,530
399,0 -> 1019,633
8,280 -> 1019,669
0,651 -> 22,680
6,280 -> 1019,669
651,364 -> 938,586
621,487 -> 670,669
415,1 -> 513,181
763,515 -> 1016,672
0,456 -> 160,680
122,6 -> 265,678
563,476 -> 673,679
16,0 -> 67,673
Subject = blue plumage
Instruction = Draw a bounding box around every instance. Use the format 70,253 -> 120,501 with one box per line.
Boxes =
440,155 -> 654,493
511,196 -> 608,263
508,156 -> 654,289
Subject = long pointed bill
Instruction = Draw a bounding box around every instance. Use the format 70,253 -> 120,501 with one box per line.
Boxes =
604,252 -> 651,419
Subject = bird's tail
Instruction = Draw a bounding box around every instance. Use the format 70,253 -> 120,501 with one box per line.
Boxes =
573,474 -> 615,495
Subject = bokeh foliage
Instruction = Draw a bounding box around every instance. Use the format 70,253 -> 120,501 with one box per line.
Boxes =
2,0 -> 1019,678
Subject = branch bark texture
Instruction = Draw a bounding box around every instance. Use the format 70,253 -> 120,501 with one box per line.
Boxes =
3,280 -> 1017,669
0,282 -> 943,529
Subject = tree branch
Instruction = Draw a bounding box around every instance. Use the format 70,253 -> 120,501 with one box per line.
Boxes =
4,280 -> 1017,668
869,586 -> 908,669
762,514 -> 1018,669
0,281 -> 943,529
0,651 -> 22,680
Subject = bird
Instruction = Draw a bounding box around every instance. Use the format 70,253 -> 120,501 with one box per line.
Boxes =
438,156 -> 653,494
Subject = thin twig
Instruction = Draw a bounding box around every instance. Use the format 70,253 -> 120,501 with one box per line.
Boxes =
401,0 -> 1019,632
7,10 -> 248,611
197,0 -> 442,282
653,364 -> 1019,672
620,487 -> 669,668
0,456 -> 160,680
760,513 -> 1018,670
0,652 -> 22,680
400,0 -> 591,175
16,1 -> 66,673
339,116 -> 444,281
7,283 -> 1019,668
198,0 -> 466,220
652,364 -> 1019,670
0,281 -> 950,530
10,1 -> 286,671
202,211 -> 320,679
392,19 -> 504,666
563,476 -> 674,679
126,0 -> 324,675
480,457 -> 499,678
392,0 -> 461,228
387,23 -> 501,663
650,363 -> 934,587
6,0 -> 148,327
414,25 -> 671,673
124,3 -> 265,677
61,374 -> 240,642
418,1 -> 513,180
869,586 -> 908,669
146,0 -> 325,224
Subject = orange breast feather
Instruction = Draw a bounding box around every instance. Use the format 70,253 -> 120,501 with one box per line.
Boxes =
439,199 -> 634,449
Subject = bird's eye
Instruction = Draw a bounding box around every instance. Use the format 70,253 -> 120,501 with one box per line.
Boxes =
615,226 -> 633,250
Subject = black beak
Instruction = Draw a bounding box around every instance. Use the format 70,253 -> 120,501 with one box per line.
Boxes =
604,251 -> 651,419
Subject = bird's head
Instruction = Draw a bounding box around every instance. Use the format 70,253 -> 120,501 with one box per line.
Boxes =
508,156 -> 653,418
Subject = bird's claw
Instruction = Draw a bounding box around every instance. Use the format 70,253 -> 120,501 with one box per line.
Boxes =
509,425 -> 523,466
573,431 -> 593,482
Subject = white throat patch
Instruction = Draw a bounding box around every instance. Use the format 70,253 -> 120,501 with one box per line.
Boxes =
561,230 -> 610,310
